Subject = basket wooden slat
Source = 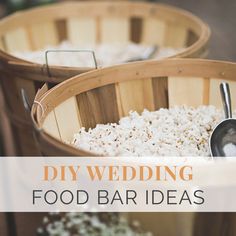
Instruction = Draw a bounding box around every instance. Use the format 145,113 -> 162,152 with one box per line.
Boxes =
4,27 -> 30,53
130,17 -> 142,43
116,78 -> 155,116
77,84 -> 120,130
67,18 -> 97,46
142,18 -> 166,46
168,76 -> 207,107
6,61 -> 91,83
29,21 -> 59,50
0,1 -> 210,155
165,24 -> 188,47
54,96 -> 81,142
152,76 -> 169,110
43,110 -> 61,140
100,17 -> 130,43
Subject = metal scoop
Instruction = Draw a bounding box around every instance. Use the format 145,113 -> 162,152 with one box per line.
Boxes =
210,82 -> 236,157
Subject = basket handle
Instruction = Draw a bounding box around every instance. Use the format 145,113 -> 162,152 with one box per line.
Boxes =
20,88 -> 42,131
45,49 -> 98,77
21,88 -> 31,113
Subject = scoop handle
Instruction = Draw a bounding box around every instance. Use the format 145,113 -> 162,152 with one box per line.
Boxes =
220,82 -> 232,119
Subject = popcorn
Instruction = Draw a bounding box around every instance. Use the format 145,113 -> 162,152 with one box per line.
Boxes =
13,41 -> 181,67
72,106 -> 228,157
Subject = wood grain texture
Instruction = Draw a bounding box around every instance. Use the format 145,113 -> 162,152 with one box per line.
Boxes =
42,110 -> 61,140
116,79 -> 155,117
29,21 -> 58,50
4,27 -> 30,53
130,17 -> 143,43
142,18 -> 166,46
209,79 -> 236,109
152,77 -> 169,109
67,18 -> 97,46
165,24 -> 188,48
168,76 -> 205,107
203,77 -> 210,105
100,17 -> 130,43
56,19 -> 67,42
54,97 -> 81,142
77,84 -> 120,129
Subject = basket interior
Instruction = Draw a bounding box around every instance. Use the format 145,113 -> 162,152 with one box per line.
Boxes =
36,59 -> 236,145
0,1 -> 207,58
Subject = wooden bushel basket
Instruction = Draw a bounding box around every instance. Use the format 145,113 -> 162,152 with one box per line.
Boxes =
31,58 -> 236,236
0,1 -> 210,156
32,59 -> 236,156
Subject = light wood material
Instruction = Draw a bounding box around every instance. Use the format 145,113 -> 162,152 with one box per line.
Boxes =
4,27 -> 30,53
203,77 -> 210,105
100,17 -> 130,43
54,97 -> 81,142
165,24 -> 188,48
142,18 -> 166,46
168,76 -> 205,107
209,79 -> 236,109
0,1 -> 210,156
116,79 -> 154,117
42,110 -> 61,140
32,59 -> 236,157
67,18 -> 97,46
77,84 -> 120,129
29,22 -> 59,50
